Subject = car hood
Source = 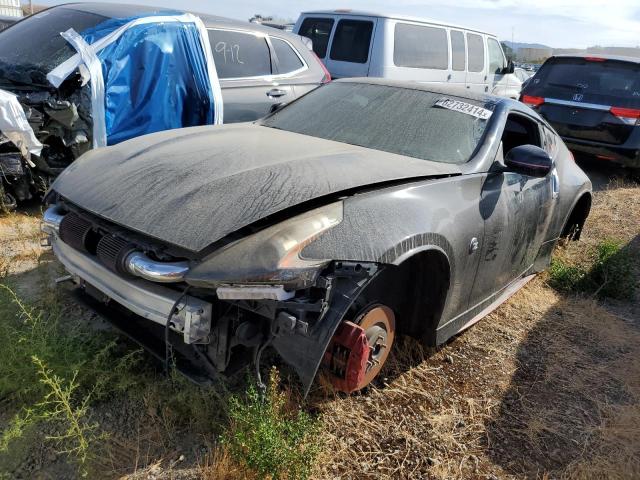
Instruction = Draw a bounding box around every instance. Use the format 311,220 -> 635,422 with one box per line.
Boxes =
52,124 -> 461,253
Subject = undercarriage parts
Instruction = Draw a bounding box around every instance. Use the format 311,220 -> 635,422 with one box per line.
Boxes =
271,261 -> 382,395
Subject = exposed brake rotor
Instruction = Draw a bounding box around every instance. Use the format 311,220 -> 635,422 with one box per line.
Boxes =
323,304 -> 396,393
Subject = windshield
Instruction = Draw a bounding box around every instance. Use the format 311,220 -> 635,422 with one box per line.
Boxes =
261,82 -> 493,164
526,57 -> 640,108
0,7 -> 108,86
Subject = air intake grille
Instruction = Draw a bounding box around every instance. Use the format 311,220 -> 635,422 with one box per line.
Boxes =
59,212 -> 97,253
96,235 -> 136,275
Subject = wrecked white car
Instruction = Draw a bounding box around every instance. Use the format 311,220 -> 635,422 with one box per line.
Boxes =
0,3 -> 326,209
43,80 -> 592,394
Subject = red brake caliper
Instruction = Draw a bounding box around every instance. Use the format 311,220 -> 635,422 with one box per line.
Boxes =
322,321 -> 369,393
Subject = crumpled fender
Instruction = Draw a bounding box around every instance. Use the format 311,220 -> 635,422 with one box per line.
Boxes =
272,262 -> 381,396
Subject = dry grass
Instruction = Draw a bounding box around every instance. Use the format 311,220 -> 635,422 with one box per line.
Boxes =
0,209 -> 43,268
198,448 -> 257,480
1,179 -> 638,480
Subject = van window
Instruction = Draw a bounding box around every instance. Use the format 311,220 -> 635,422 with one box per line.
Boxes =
208,29 -> 272,78
271,37 -> 304,73
451,30 -> 466,71
467,33 -> 484,73
329,20 -> 373,64
488,38 -> 506,74
299,18 -> 334,58
393,23 -> 448,70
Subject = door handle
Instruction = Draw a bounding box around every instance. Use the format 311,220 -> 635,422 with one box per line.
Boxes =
267,88 -> 287,98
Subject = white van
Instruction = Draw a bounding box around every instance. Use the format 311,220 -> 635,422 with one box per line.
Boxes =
293,10 -> 522,98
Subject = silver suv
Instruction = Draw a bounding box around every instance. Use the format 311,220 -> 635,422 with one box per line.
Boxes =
206,16 -> 330,122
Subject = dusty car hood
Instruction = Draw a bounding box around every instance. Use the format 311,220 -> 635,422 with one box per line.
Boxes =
52,123 -> 461,252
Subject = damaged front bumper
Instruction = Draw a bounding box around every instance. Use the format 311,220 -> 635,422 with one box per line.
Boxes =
53,235 -> 212,345
46,204 -> 381,394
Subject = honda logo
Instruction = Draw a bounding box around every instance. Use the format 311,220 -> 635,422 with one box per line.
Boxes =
572,93 -> 584,102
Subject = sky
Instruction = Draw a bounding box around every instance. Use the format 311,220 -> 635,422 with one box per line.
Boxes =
39,0 -> 640,49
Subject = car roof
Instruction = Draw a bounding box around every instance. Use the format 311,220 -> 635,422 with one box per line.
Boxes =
300,9 -> 494,36
551,54 -> 640,64
56,2 -> 298,38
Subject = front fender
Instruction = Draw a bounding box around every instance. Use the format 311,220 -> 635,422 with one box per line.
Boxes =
301,174 -> 486,323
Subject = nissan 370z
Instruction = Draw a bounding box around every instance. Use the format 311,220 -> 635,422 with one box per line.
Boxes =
43,79 -> 592,394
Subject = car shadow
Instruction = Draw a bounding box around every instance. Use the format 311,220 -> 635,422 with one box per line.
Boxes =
575,155 -> 638,191
484,283 -> 639,477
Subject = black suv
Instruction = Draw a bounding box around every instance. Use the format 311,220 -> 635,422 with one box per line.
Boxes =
521,55 -> 640,175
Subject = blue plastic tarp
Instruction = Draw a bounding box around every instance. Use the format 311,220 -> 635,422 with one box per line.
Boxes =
80,14 -> 218,145
48,12 -> 222,147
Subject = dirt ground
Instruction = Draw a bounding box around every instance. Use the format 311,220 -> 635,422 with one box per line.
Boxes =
0,163 -> 638,479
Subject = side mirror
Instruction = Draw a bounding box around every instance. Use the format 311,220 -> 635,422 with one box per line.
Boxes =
504,145 -> 552,177
502,59 -> 515,74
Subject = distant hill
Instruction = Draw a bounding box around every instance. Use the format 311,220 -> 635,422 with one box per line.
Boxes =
503,41 -> 552,50
504,41 -> 640,61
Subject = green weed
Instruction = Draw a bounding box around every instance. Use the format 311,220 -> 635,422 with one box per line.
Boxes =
0,283 -> 142,475
549,239 -> 636,300
224,368 -> 322,480
0,283 -> 324,479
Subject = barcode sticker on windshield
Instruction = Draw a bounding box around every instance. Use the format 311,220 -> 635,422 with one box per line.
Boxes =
434,98 -> 493,120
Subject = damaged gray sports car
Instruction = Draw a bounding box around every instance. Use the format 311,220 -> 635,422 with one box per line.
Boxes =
43,79 -> 592,394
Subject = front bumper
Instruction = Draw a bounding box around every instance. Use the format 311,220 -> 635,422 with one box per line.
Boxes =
52,234 -> 212,345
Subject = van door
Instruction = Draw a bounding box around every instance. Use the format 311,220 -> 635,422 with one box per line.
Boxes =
324,16 -> 377,78
449,29 -> 467,87
296,16 -> 335,61
466,32 -> 487,93
487,36 -> 521,98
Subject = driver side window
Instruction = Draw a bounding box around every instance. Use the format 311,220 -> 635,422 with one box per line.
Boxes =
487,38 -> 506,74
501,114 -> 541,156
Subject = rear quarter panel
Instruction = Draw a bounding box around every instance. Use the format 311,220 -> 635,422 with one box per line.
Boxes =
550,140 -> 593,239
